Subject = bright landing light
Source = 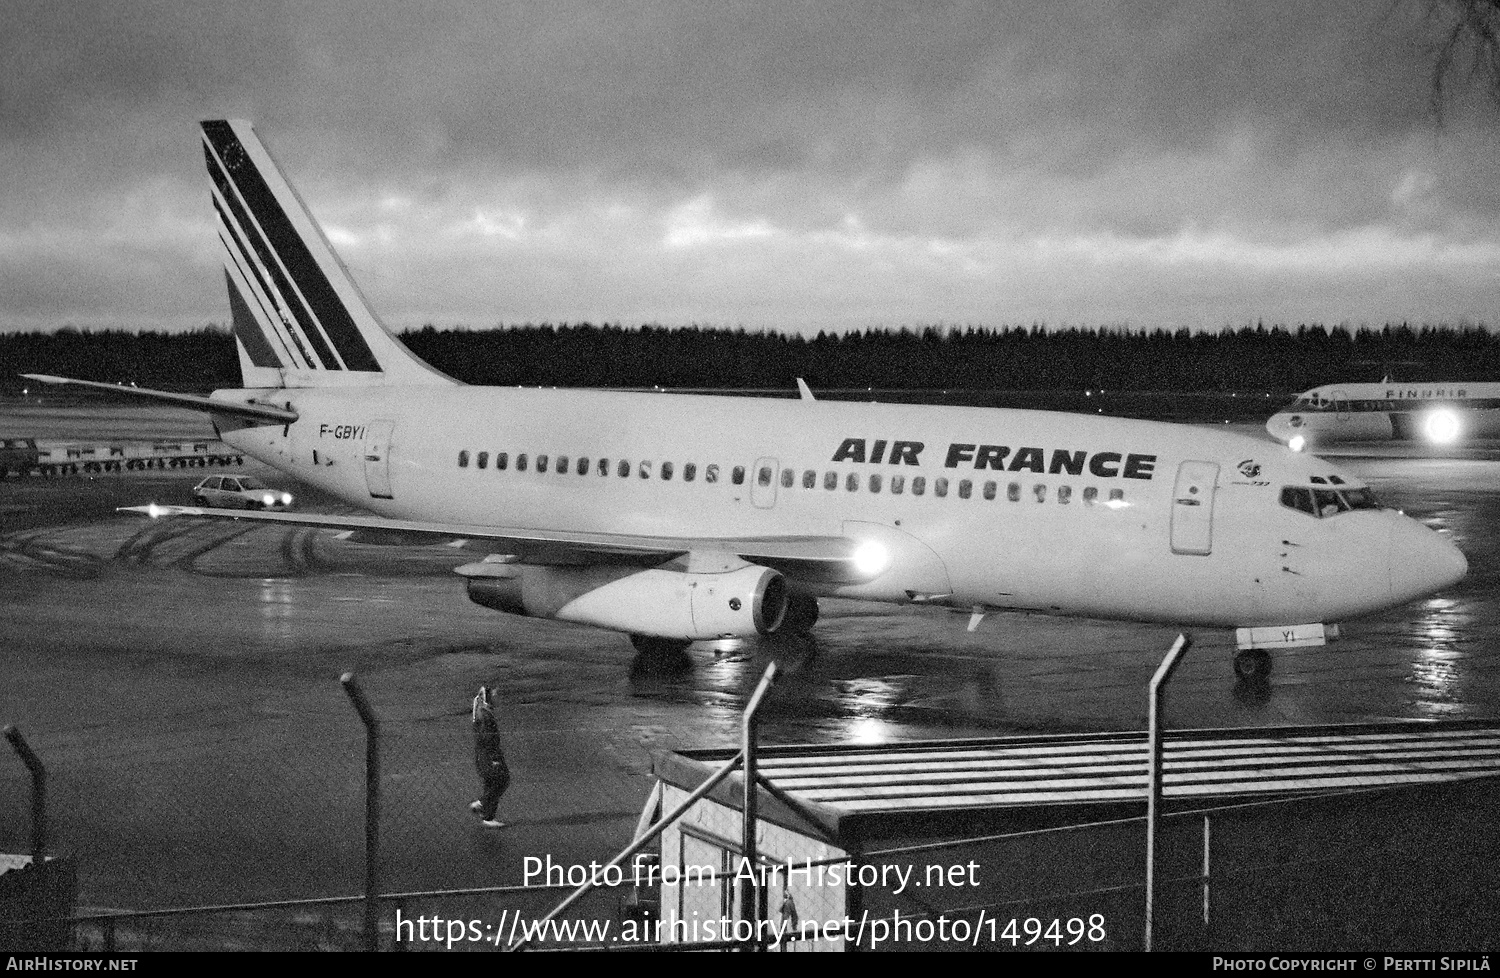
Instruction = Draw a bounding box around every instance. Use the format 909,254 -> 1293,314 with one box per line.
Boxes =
1288,434 -> 1306,452
1424,409 -> 1460,444
852,540 -> 891,577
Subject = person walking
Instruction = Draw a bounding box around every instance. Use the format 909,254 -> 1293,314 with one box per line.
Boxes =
470,685 -> 510,829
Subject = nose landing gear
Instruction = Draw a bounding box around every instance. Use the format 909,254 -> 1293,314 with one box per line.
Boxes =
1233,648 -> 1273,680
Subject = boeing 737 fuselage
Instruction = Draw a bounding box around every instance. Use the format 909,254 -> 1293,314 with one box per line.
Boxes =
25,121 -> 1469,679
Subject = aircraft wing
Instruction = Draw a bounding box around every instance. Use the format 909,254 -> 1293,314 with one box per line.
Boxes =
21,374 -> 298,424
120,504 -> 874,582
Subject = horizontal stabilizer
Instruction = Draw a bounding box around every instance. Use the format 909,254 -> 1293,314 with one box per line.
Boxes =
22,374 -> 298,423
120,504 -> 877,582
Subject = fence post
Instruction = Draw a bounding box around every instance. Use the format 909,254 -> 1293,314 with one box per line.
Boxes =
740,663 -> 778,951
4,726 -> 46,861
1146,633 -> 1191,952
340,673 -> 381,952
1202,813 -> 1212,933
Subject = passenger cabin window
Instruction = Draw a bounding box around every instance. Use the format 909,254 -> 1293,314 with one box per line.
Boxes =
781,468 -> 794,489
617,460 -> 630,478
477,451 -> 488,469
870,474 -> 882,493
706,464 -> 720,483
577,458 -> 589,475
496,452 -> 508,471
732,466 -> 746,485
803,470 -> 816,489
758,466 -> 773,487
1033,484 -> 1047,502
958,479 -> 972,499
1057,485 -> 1072,504
598,458 -> 609,476
912,476 -> 926,496
983,481 -> 996,501
458,450 -> 470,468
556,455 -> 568,474
662,461 -> 673,480
1082,486 -> 1097,505
639,461 -> 652,479
1007,482 -> 1021,502
934,477 -> 948,498
684,463 -> 697,482
891,475 -> 905,494
517,454 -> 528,472
1108,488 -> 1124,503
846,473 -> 859,492
824,472 -> 838,490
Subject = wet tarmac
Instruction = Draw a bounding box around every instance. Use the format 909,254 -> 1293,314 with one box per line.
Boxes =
2,404 -> 1498,927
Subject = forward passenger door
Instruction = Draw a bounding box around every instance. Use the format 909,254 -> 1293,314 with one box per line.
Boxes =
1170,460 -> 1219,556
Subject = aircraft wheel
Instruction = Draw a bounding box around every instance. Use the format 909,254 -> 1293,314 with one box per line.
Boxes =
1234,649 -> 1272,680
629,634 -> 694,674
780,594 -> 820,635
630,634 -> 692,657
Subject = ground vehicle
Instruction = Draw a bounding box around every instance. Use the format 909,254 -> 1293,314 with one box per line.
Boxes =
0,438 -> 40,478
191,475 -> 294,510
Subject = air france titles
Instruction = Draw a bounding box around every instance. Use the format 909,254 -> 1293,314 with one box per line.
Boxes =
830,438 -> 1157,479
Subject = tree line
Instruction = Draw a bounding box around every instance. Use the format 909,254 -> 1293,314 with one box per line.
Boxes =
3,322 -> 1498,394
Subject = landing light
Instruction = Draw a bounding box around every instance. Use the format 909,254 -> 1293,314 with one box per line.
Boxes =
1288,435 -> 1306,453
1424,409 -> 1460,444
852,540 -> 890,577
147,502 -> 163,519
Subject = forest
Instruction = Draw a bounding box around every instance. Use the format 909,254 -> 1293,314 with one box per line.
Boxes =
3,322 -> 1497,395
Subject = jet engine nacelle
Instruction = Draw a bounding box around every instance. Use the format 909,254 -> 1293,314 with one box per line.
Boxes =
465,563 -> 788,640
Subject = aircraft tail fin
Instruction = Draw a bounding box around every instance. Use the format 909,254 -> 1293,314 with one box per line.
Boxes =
201,119 -> 453,389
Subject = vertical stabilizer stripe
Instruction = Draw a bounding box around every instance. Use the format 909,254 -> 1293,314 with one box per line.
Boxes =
205,142 -> 337,370
220,232 -> 307,370
208,151 -> 324,369
222,246 -> 301,368
201,121 -> 381,372
224,271 -> 283,369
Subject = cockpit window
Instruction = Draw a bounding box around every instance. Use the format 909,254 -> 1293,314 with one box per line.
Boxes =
1341,487 -> 1381,510
1280,486 -> 1316,516
1313,488 -> 1348,517
1281,485 -> 1382,518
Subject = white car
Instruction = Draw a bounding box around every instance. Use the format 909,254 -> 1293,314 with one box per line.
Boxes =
191,475 -> 294,510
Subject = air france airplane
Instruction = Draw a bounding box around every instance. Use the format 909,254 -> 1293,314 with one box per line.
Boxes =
25,121 -> 1469,679
1266,381 -> 1500,450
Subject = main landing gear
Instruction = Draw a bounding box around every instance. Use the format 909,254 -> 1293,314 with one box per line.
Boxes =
779,594 -> 820,636
1233,648 -> 1273,681
629,634 -> 693,673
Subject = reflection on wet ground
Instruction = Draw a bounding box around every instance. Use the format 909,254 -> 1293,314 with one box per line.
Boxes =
1,437 -> 1498,909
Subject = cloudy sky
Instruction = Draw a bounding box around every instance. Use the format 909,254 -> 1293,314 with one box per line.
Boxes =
3,0 -> 1498,333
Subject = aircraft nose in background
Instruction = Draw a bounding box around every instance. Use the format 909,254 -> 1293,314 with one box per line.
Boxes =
1389,517 -> 1468,604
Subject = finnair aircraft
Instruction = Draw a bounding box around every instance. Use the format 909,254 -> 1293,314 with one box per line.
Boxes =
26,121 -> 1469,679
1267,381 -> 1500,450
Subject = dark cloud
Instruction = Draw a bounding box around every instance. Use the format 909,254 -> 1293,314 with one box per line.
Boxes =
1,0 -> 1496,330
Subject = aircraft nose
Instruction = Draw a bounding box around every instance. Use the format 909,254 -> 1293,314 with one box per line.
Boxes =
1389,516 -> 1468,604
